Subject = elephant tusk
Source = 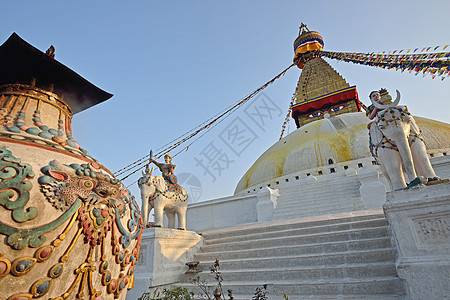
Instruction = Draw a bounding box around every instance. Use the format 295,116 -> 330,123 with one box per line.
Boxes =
372,89 -> 401,110
149,167 -> 154,177
392,89 -> 401,106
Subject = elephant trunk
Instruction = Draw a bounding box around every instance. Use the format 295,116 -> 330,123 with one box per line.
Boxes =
139,178 -> 156,227
141,189 -> 149,226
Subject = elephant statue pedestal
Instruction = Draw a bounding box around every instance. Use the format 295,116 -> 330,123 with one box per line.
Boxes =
126,228 -> 203,299
383,182 -> 450,300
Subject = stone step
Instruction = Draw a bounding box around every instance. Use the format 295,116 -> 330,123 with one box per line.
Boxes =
272,208 -> 366,222
271,208 -> 367,222
270,179 -> 364,220
202,211 -> 385,240
174,211 -> 406,298
275,205 -> 362,213
195,237 -> 392,261
275,197 -> 362,212
277,191 -> 360,203
201,226 -> 389,252
272,198 -> 365,220
190,262 -> 398,282
272,178 -> 360,197
177,277 -> 405,297
204,218 -> 388,246
221,294 -> 405,300
195,248 -> 397,270
277,186 -> 360,199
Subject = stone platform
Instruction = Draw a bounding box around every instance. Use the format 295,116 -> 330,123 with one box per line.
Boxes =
384,182 -> 450,300
126,228 -> 203,300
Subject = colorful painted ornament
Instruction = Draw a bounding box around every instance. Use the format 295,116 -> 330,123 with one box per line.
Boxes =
0,33 -> 142,299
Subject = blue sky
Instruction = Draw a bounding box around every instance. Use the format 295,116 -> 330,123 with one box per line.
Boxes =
1,1 -> 449,202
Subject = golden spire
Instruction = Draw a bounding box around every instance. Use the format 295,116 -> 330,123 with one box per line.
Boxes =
295,58 -> 350,104
291,25 -> 361,128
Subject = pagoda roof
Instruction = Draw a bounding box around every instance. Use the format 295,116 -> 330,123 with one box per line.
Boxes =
0,33 -> 112,114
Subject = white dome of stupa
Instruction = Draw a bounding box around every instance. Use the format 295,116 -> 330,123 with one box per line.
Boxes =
235,112 -> 450,194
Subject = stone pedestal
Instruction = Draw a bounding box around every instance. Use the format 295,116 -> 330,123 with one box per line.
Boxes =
358,167 -> 387,209
256,187 -> 279,222
383,182 -> 450,300
126,228 -> 203,300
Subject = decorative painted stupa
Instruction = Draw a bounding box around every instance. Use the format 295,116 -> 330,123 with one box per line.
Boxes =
0,33 -> 142,299
234,24 -> 450,196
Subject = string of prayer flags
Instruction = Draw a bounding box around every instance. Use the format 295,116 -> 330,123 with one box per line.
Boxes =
318,48 -> 450,80
117,63 -> 296,181
279,93 -> 296,140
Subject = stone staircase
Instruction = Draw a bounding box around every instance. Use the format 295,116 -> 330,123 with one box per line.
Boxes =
272,174 -> 365,221
177,210 -> 406,299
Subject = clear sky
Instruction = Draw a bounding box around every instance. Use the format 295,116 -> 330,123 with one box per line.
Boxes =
1,1 -> 449,203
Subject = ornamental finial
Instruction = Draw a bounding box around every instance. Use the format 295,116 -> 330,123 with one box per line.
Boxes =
45,45 -> 55,58
299,23 -> 310,35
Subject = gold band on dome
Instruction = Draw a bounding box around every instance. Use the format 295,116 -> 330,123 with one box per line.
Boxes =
0,84 -> 73,119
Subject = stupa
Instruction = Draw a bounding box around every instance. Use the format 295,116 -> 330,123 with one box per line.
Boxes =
0,33 -> 142,299
234,24 -> 450,202
131,25 -> 450,299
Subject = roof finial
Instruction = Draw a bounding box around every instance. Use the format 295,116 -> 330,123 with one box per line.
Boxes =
299,23 -> 310,35
45,45 -> 55,59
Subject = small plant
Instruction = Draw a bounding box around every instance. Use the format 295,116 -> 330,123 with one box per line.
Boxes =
192,259 -> 233,300
252,284 -> 268,300
139,259 -> 288,299
227,289 -> 234,300
138,286 -> 194,300
211,259 -> 225,299
162,287 -> 194,300
192,276 -> 212,300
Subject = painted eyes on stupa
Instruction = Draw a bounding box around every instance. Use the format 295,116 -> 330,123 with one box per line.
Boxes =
307,105 -> 345,118
330,105 -> 345,112
308,111 -> 322,118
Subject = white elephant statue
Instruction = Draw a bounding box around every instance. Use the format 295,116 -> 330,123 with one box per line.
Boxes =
138,167 -> 189,229
368,89 -> 439,190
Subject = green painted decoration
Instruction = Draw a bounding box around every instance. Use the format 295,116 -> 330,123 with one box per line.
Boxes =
0,147 -> 37,223
0,199 -> 81,250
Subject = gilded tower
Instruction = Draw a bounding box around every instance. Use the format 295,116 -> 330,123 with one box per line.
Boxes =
291,24 -> 361,128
